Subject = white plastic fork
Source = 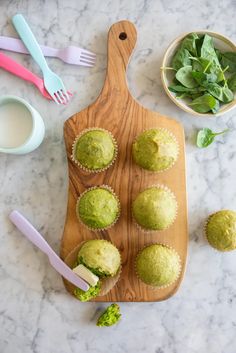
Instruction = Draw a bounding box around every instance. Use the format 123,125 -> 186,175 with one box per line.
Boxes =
0,36 -> 96,67
12,14 -> 70,105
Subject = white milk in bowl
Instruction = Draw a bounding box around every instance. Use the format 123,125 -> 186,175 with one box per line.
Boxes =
0,101 -> 33,149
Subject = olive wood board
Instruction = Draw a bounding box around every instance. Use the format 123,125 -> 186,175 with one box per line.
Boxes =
60,20 -> 188,302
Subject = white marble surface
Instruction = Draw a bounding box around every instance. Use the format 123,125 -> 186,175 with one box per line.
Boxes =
0,0 -> 236,352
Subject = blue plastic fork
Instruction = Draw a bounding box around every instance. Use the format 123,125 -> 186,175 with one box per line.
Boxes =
12,14 -> 70,105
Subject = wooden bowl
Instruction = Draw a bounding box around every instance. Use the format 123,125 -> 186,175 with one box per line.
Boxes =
161,30 -> 236,117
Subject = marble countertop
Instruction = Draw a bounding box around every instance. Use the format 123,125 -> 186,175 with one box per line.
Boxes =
1,0 -> 236,352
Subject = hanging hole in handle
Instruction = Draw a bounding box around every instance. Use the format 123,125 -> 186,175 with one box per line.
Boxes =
119,32 -> 127,40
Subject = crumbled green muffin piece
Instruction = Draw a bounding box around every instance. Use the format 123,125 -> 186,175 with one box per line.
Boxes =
136,244 -> 181,287
132,128 -> 178,171
96,304 -> 121,327
74,281 -> 101,302
78,240 -> 121,277
132,186 -> 177,230
77,187 -> 120,230
74,129 -> 116,171
206,210 -> 236,251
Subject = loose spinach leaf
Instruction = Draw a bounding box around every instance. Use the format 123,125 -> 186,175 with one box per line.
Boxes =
175,66 -> 198,88
221,52 -> 236,72
196,128 -> 229,148
171,48 -> 191,70
228,73 -> 236,92
189,93 -> 219,113
206,83 -> 234,103
200,34 -> 220,66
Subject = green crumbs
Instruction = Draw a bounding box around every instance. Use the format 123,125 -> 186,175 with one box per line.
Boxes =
96,304 -> 121,327
74,281 -> 101,302
77,187 -> 119,230
132,128 -> 178,172
165,32 -> 236,114
74,129 -> 116,171
132,186 -> 177,231
206,210 -> 236,251
136,244 -> 181,287
77,240 -> 121,277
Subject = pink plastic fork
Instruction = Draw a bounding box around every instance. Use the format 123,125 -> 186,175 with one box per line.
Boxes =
0,51 -> 52,100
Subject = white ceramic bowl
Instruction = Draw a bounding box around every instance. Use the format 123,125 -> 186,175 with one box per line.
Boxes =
161,31 -> 236,117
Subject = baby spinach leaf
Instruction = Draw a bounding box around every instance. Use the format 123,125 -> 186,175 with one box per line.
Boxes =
189,93 -> 219,113
221,52 -> 236,72
176,66 -> 198,88
215,48 -> 222,61
228,73 -> 236,92
196,35 -> 204,56
200,34 -> 220,66
168,85 -> 199,93
222,87 -> 234,103
206,83 -> 234,103
171,48 -> 191,70
181,33 -> 199,56
192,71 -> 217,86
196,128 -> 229,148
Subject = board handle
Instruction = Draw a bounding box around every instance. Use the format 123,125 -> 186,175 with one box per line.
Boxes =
104,20 -> 137,93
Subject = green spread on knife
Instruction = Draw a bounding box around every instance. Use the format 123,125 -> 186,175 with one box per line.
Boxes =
74,281 -> 101,302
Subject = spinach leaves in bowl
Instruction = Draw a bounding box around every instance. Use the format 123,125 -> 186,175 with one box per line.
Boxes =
165,32 -> 236,114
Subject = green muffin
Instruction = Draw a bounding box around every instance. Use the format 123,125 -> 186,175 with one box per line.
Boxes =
72,128 -> 117,172
77,239 -> 121,277
132,128 -> 178,172
136,244 -> 181,287
206,210 -> 236,251
132,186 -> 177,231
77,186 -> 120,230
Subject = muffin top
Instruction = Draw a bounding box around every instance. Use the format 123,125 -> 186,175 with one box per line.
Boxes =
77,187 -> 120,230
132,128 -> 178,172
73,129 -> 116,171
206,210 -> 236,251
136,244 -> 181,287
78,240 -> 121,277
132,186 -> 177,230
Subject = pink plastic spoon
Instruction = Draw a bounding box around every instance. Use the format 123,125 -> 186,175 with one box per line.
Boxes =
9,210 -> 89,291
0,51 -> 52,100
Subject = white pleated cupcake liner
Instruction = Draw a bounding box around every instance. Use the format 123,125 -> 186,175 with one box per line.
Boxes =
71,127 -> 118,173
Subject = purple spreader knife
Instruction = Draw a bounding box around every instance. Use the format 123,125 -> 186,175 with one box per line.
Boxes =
9,210 -> 89,291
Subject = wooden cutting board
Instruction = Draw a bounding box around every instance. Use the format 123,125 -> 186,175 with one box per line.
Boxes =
60,20 -> 188,302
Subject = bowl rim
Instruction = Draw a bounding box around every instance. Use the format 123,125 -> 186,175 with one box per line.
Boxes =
161,30 -> 236,117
